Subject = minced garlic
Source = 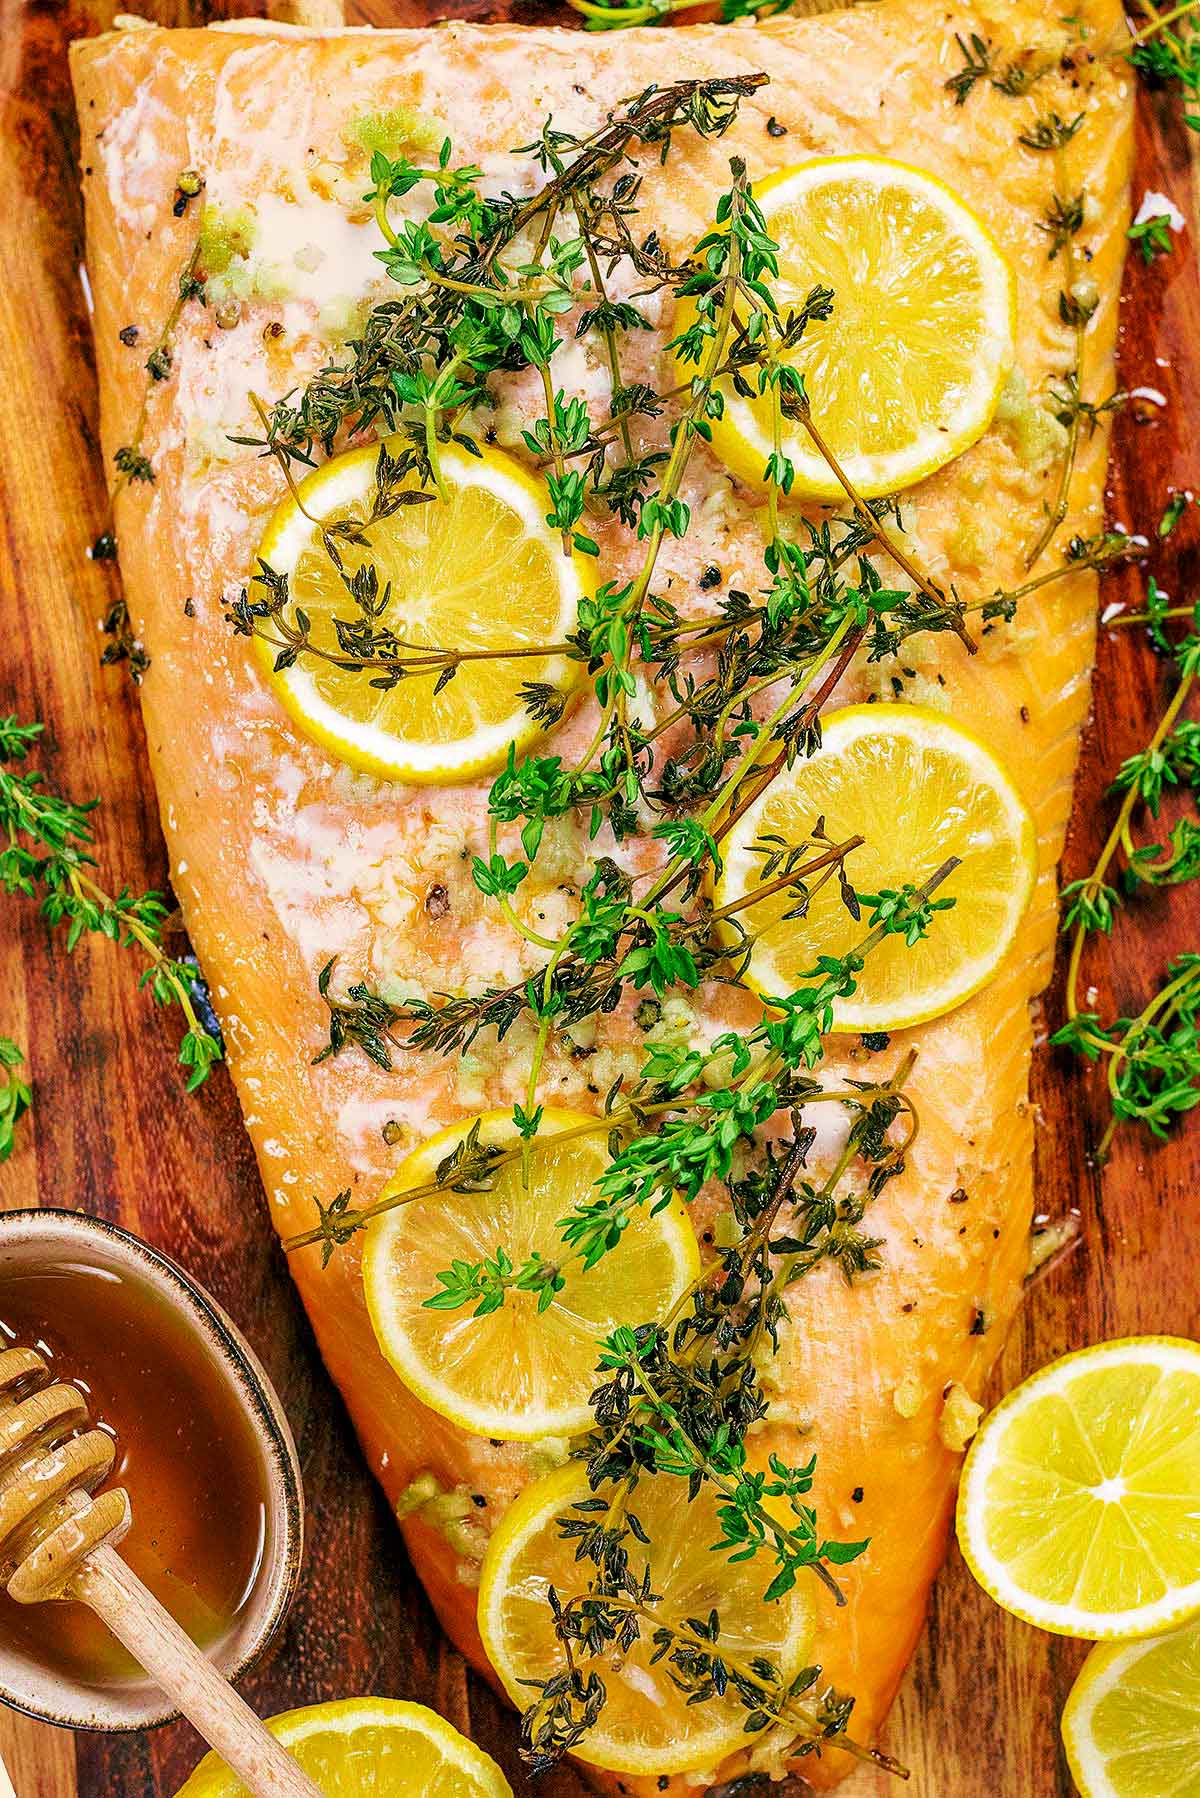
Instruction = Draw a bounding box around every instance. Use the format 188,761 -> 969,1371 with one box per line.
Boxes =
939,1381 -> 984,1453
892,1373 -> 923,1419
394,1471 -> 489,1574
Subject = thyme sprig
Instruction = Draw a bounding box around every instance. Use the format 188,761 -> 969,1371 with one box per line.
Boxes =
526,1588 -> 901,1778
1052,606 -> 1200,1156
944,25 -> 1130,570
566,0 -> 793,30
0,717 -> 221,1091
523,1109 -> 916,1778
1128,1 -> 1200,125
314,957 -> 403,1071
252,69 -> 1047,1780
0,1039 -> 31,1163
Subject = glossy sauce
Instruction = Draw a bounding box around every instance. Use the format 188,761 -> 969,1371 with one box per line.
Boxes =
0,1261 -> 268,1689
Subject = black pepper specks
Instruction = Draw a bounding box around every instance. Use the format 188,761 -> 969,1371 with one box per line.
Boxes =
118,324 -> 139,347
766,115 -> 788,137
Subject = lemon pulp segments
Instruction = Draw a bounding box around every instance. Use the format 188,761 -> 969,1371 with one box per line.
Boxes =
478,1463 -> 813,1776
714,704 -> 1036,1032
363,1109 -> 700,1441
1063,1618 -> 1200,1798
253,437 -> 586,782
677,156 -> 1015,500
174,1697 -> 514,1796
958,1337 -> 1200,1639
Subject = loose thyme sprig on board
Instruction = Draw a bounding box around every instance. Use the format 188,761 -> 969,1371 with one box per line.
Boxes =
0,1039 -> 31,1163
942,8 -> 1200,1159
0,717 -> 222,1091
1051,554 -> 1200,1157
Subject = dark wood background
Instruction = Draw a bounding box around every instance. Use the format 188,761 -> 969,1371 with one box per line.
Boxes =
0,2 -> 1197,1793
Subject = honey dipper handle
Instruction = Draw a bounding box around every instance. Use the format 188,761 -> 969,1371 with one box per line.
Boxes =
70,1546 -> 323,1798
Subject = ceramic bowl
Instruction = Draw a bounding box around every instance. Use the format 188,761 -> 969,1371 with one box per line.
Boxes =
0,1208 -> 303,1731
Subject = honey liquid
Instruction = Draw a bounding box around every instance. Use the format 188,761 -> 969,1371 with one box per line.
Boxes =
0,1259 -> 269,1689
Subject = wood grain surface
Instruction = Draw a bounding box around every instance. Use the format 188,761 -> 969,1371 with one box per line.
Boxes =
0,2 -> 1196,1795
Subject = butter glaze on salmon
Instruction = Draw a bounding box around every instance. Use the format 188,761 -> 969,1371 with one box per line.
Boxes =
71,5 -> 1132,1789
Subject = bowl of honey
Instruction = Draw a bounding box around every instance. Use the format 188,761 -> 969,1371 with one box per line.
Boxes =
0,1208 -> 303,1731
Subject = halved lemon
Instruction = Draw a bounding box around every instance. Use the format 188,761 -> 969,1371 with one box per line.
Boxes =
1063,1616 -> 1200,1797
174,1697 -> 513,1796
363,1109 -> 700,1441
478,1462 -> 814,1776
252,437 -> 587,782
713,703 -> 1036,1032
958,1338 -> 1200,1640
676,155 -> 1016,500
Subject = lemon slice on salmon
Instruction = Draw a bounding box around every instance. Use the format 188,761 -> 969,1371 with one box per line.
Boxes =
1062,1616 -> 1200,1798
363,1109 -> 700,1441
957,1338 -> 1200,1641
174,1697 -> 513,1796
478,1462 -> 814,1777
676,156 -> 1016,500
252,437 -> 587,782
713,704 -> 1036,1032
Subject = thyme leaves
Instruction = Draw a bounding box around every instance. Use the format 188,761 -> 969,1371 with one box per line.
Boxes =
0,717 -> 222,1092
1053,616 -> 1200,1156
0,1039 -> 31,1163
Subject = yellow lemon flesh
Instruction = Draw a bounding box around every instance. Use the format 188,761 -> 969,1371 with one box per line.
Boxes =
958,1337 -> 1200,1640
677,155 -> 1016,500
1063,1617 -> 1200,1798
477,1462 -> 814,1776
713,703 -> 1036,1032
363,1109 -> 700,1441
253,437 -> 587,782
174,1697 -> 513,1796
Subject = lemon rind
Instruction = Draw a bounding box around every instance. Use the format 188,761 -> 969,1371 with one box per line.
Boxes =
477,1464 -> 812,1778
713,702 -> 1038,1034
254,437 -> 588,784
679,154 -> 1017,503
364,1108 -> 701,1442
957,1336 -> 1200,1641
1060,1627 -> 1200,1798
178,1696 -> 514,1796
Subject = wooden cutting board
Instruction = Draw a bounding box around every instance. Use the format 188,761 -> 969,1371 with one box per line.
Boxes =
0,2 -> 1197,1793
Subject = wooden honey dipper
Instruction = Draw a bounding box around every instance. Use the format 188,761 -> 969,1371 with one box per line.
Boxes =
0,1344 -> 322,1798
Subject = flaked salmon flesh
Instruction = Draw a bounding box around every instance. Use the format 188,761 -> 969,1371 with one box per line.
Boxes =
71,2 -> 1133,1789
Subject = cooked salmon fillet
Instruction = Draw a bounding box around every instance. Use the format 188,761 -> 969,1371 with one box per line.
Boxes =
71,5 -> 1132,1789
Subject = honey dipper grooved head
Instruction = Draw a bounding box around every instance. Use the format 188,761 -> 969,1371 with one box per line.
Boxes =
0,1342 -> 131,1604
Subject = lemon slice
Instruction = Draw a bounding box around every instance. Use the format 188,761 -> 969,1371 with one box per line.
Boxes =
478,1462 -> 814,1776
677,155 -> 1016,500
957,1337 -> 1200,1640
1063,1617 -> 1200,1798
174,1697 -> 513,1796
713,703 -> 1036,1032
363,1109 -> 700,1441
253,437 -> 587,782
